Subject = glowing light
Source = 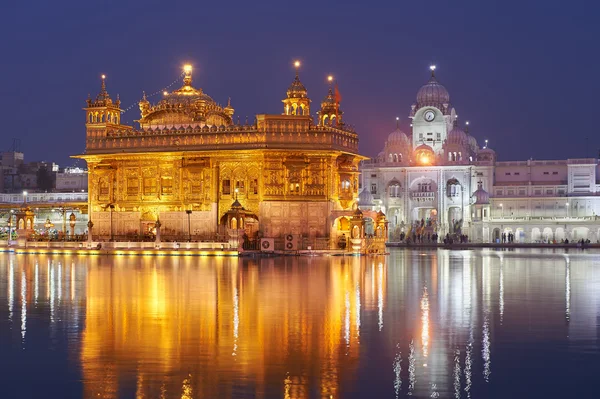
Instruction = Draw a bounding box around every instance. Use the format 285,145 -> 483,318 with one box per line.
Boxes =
328,75 -> 333,82
101,74 -> 106,79
396,117 -> 399,121
163,91 -> 168,96
183,64 -> 192,73
421,156 -> 429,164
294,60 -> 300,68
429,65 -> 436,71
466,121 -> 470,125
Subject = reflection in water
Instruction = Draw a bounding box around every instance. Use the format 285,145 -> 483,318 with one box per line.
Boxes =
393,344 -> 401,398
1,250 -> 600,398
453,349 -> 461,399
565,257 -> 571,322
420,287 -> 429,359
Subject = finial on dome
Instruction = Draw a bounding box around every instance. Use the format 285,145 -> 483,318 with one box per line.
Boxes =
294,60 -> 301,78
327,75 -> 333,84
100,74 -> 107,95
227,97 -> 231,107
142,91 -> 147,101
183,64 -> 192,86
465,120 -> 470,133
396,116 -> 400,128
429,65 -> 436,77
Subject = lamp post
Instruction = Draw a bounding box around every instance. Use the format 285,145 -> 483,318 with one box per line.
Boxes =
499,203 -> 503,219
44,218 -> 54,242
6,213 -> 12,244
23,191 -> 28,204
87,220 -> 94,247
69,212 -> 76,238
108,204 -> 115,241
185,210 -> 192,242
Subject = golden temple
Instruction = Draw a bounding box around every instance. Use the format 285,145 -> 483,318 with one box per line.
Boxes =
77,63 -> 365,243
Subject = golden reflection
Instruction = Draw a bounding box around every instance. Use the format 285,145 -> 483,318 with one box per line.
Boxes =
80,256 -> 375,398
420,286 -> 429,359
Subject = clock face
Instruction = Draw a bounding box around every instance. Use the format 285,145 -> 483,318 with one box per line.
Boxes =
424,110 -> 435,122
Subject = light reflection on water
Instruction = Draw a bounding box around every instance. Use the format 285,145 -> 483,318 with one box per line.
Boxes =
1,249 -> 600,398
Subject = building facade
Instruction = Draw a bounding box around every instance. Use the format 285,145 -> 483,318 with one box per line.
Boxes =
77,66 -> 364,241
360,67 -> 600,243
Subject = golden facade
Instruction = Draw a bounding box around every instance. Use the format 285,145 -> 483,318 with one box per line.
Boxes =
77,65 -> 364,240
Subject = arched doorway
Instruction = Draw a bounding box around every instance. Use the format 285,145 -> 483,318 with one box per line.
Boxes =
542,227 -> 553,242
555,227 -> 566,242
572,227 -> 589,241
531,228 -> 541,242
492,228 -> 501,243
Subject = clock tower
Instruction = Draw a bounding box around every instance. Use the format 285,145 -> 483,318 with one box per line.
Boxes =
409,66 -> 457,155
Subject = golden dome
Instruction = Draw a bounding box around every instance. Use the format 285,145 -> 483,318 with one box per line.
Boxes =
137,65 -> 234,128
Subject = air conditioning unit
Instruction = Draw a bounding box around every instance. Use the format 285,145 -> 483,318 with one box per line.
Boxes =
260,238 -> 274,252
284,234 -> 299,251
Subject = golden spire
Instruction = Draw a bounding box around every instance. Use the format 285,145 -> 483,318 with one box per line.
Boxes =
183,64 -> 193,86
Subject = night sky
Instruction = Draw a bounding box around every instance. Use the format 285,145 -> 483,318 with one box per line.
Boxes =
2,0 -> 599,166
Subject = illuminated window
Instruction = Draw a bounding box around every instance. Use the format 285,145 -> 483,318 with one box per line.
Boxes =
143,177 -> 156,196
222,179 -> 231,195
235,180 -> 245,194
161,177 -> 173,195
127,177 -> 138,196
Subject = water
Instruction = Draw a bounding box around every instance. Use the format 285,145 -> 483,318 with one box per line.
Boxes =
0,249 -> 599,398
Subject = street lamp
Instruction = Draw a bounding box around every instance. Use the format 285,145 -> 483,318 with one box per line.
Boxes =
23,191 -> 28,204
186,210 -> 192,242
499,203 -> 503,218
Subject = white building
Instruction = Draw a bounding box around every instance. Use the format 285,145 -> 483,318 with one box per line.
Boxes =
56,167 -> 88,192
360,66 -> 600,243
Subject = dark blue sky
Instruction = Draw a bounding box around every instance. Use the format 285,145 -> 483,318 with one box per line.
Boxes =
1,0 -> 599,166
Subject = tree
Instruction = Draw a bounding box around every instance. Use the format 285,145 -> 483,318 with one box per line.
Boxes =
36,166 -> 54,191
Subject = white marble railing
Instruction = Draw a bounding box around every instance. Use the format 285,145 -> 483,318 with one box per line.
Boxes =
0,192 -> 88,204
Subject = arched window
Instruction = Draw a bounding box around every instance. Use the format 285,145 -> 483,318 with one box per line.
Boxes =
393,154 -> 398,162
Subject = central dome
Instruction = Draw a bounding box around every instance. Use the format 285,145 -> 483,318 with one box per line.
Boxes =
387,128 -> 409,144
416,75 -> 450,106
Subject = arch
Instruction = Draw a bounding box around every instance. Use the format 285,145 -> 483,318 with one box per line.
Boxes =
26,219 -> 31,229
531,227 -> 541,242
492,228 -> 501,243
231,217 -> 237,230
388,153 -> 393,162
572,227 -> 589,241
18,219 -> 24,229
364,217 -> 375,236
555,227 -> 566,242
337,217 -> 350,231
515,227 -> 525,243
393,153 -> 398,162
542,227 -> 554,242
351,224 -> 360,239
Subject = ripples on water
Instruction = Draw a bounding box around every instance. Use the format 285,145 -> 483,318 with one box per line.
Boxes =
0,249 -> 599,398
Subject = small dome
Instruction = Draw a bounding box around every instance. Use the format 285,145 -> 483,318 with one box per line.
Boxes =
387,128 -> 409,144
358,189 -> 374,206
467,134 -> 478,149
416,75 -> 450,106
287,76 -> 308,98
447,126 -> 467,144
472,186 -> 490,205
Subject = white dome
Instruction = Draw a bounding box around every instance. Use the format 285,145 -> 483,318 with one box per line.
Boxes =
358,189 -> 374,206
416,75 -> 450,106
387,128 -> 409,144
472,186 -> 490,204
447,126 -> 467,144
